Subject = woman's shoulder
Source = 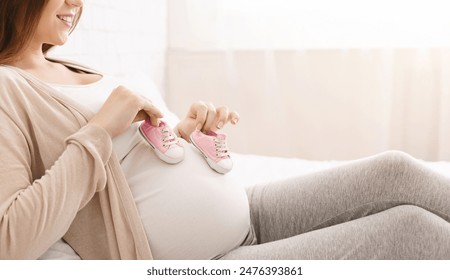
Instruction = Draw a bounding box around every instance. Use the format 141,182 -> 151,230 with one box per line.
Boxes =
0,64 -> 22,78
0,66 -> 32,110
0,65 -> 31,88
0,65 -> 46,107
0,57 -> 102,80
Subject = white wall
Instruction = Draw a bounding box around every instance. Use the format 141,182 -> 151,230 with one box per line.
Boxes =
167,0 -> 450,50
165,0 -> 450,161
49,0 -> 167,94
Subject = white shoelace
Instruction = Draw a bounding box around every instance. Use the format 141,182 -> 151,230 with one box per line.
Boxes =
161,127 -> 179,148
214,138 -> 230,158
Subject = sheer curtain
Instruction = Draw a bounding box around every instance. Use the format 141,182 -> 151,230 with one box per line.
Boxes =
166,0 -> 450,160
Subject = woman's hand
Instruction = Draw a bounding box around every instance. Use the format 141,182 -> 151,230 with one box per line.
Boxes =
89,86 -> 163,137
175,101 -> 240,142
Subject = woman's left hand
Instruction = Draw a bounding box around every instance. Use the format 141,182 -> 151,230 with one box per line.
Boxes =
175,101 -> 240,142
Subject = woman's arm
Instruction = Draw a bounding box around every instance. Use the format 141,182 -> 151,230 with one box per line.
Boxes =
0,115 -> 111,259
0,83 -> 163,259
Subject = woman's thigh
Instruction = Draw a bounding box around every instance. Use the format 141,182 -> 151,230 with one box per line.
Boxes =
220,205 -> 450,260
246,151 -> 450,244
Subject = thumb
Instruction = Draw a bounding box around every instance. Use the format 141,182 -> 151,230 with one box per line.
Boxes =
134,110 -> 161,126
195,122 -> 203,131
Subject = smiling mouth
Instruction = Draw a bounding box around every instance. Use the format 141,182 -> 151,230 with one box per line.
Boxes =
57,15 -> 74,26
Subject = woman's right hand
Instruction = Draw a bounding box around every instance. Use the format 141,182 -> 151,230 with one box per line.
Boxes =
89,86 -> 164,137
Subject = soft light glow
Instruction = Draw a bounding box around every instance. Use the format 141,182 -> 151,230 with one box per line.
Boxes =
170,0 -> 450,49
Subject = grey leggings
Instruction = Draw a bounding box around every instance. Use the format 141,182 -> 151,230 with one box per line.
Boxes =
220,151 -> 450,259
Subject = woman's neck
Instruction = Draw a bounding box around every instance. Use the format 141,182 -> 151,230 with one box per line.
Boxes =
10,43 -> 52,70
9,42 -> 103,85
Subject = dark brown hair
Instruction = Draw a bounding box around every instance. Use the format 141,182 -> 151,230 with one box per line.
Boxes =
0,0 -> 82,65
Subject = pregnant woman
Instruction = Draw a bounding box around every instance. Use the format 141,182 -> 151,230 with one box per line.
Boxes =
1,0 -> 450,260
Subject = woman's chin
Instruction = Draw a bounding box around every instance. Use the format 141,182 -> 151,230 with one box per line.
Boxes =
51,34 -> 70,46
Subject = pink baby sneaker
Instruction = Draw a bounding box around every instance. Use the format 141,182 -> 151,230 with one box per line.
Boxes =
190,130 -> 233,174
139,118 -> 185,164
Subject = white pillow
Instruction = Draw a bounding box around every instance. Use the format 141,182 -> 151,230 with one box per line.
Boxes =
38,239 -> 81,260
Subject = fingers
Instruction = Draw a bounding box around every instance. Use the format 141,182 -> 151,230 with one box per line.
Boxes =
134,96 -> 164,126
202,103 -> 217,132
189,101 -> 208,130
210,106 -> 240,132
228,111 -> 240,125
214,106 -> 229,130
92,85 -> 167,137
190,101 -> 240,132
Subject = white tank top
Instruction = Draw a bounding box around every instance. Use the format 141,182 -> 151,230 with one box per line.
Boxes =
45,76 -> 251,260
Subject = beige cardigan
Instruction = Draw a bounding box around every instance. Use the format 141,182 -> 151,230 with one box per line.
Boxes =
0,61 -> 153,259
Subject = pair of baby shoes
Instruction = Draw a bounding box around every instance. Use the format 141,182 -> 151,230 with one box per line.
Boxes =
139,118 -> 233,174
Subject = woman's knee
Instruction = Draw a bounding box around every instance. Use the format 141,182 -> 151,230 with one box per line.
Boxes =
368,150 -> 420,176
375,150 -> 417,166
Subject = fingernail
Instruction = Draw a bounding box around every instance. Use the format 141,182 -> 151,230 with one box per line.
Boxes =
196,123 -> 202,130
217,122 -> 224,129
231,118 -> 238,124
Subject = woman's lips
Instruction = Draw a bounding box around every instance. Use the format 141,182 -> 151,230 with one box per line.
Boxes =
56,14 -> 74,28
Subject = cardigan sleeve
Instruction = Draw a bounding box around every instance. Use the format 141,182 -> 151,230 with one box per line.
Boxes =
0,111 -> 113,259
